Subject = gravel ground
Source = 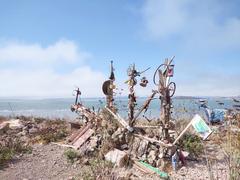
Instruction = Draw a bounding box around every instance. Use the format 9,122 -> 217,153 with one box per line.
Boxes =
0,118 -> 232,180
169,142 -> 229,180
0,144 -> 82,180
0,142 -> 230,180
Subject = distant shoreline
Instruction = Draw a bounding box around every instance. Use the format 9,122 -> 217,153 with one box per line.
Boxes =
0,95 -> 238,100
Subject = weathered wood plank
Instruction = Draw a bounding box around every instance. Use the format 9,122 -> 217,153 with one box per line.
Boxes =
73,128 -> 94,149
71,123 -> 92,144
134,134 -> 173,147
105,107 -> 133,132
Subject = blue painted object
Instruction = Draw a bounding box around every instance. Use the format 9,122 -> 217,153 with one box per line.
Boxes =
171,152 -> 178,171
201,105 -> 226,123
211,109 -> 226,123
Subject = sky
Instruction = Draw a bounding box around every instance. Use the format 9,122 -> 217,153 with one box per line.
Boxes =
0,0 -> 239,98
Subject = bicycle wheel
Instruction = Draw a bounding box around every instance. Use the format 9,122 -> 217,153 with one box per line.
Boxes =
168,82 -> 176,97
153,64 -> 167,85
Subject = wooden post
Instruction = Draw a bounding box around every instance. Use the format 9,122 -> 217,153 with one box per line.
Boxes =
131,90 -> 157,125
105,61 -> 116,112
158,58 -> 175,142
128,64 -> 137,127
126,72 -> 137,164
126,65 -> 151,127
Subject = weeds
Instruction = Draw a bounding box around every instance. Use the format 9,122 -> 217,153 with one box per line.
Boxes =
39,128 -> 68,144
0,137 -> 32,167
225,125 -> 240,179
64,149 -> 80,164
80,158 -> 114,180
29,120 -> 69,144
214,113 -> 240,180
178,133 -> 203,157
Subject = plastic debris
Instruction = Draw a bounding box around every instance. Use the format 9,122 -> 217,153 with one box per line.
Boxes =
138,160 -> 169,179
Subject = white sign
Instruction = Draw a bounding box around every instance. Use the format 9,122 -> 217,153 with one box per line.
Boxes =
191,114 -> 212,140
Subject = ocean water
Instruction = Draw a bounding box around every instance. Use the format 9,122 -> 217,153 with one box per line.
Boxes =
0,97 -> 237,121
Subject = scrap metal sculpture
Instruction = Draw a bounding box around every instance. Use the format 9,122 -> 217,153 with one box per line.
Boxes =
126,64 -> 150,127
69,58 -> 177,170
102,61 -> 116,112
71,88 -> 102,125
73,88 -> 81,105
153,56 -> 176,141
126,64 -> 138,127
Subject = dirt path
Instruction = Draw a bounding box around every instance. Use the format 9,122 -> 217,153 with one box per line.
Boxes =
0,144 -> 82,180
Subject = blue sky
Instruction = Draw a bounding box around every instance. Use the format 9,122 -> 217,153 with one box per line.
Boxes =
0,0 -> 239,97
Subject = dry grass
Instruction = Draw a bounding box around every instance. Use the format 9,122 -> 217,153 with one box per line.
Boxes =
212,113 -> 240,180
0,116 -> 7,124
225,129 -> 240,179
0,137 -> 32,168
29,119 -> 70,144
75,154 -> 115,180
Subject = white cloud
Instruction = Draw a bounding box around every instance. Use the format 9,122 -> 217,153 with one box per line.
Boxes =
139,0 -> 240,97
0,67 -> 105,97
141,0 -> 240,50
0,39 -> 91,64
175,71 -> 240,97
142,0 -> 188,38
0,39 -> 105,97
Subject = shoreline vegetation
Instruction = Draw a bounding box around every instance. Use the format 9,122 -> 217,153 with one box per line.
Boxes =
0,112 -> 239,179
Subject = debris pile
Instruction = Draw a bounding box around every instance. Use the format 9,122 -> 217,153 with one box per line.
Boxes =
65,59 -> 240,179
66,59 -> 180,178
0,116 -> 69,146
1,58 -> 239,179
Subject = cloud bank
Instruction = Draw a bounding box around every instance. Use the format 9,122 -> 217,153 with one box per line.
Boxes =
0,39 -> 105,97
0,39 -> 91,64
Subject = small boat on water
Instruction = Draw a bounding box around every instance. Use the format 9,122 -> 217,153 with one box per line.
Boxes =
198,99 -> 207,106
199,99 -> 207,103
233,98 -> 240,103
216,101 -> 224,105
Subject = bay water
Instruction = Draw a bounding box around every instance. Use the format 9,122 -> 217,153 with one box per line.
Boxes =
0,97 -> 236,121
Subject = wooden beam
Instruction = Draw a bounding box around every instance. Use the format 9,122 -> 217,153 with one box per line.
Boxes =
105,107 -> 133,132
131,91 -> 157,125
51,142 -> 75,148
134,134 -> 173,147
72,128 -> 94,150
71,123 -> 92,144
172,120 -> 192,145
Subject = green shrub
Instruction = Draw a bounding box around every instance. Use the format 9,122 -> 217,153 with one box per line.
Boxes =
39,128 -> 68,144
80,158 -> 114,180
64,149 -> 80,164
179,133 -> 203,157
0,138 -> 32,167
0,146 -> 14,165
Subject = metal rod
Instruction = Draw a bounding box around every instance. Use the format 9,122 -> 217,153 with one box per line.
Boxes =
131,91 -> 158,125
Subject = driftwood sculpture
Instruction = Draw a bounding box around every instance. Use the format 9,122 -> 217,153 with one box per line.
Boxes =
69,57 -> 177,170
154,56 -> 176,141
126,64 -> 150,127
71,88 -> 102,126
102,61 -> 116,112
